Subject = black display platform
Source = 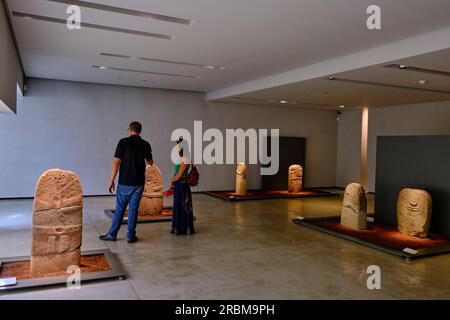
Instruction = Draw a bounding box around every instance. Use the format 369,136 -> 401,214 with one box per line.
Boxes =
205,189 -> 335,201
293,216 -> 450,260
0,249 -> 125,291
104,207 -> 173,224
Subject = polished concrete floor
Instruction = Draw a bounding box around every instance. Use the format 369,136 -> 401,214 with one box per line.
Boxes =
1,190 -> 449,300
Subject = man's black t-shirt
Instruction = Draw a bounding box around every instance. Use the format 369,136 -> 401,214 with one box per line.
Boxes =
114,135 -> 153,186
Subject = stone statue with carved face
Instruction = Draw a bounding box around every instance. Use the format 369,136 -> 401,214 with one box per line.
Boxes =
397,188 -> 432,238
288,164 -> 303,193
235,163 -> 248,196
340,183 -> 367,230
138,164 -> 164,215
31,169 -> 83,274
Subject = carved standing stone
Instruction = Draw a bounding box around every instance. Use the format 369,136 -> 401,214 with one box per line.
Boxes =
31,169 -> 83,274
397,188 -> 432,238
138,165 -> 163,216
288,164 -> 303,193
340,183 -> 367,230
235,163 -> 248,196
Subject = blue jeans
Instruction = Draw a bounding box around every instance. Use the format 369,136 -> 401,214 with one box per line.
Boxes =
108,184 -> 144,240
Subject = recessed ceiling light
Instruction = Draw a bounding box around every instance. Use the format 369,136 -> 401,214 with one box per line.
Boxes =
340,105 -> 345,108
399,65 -> 407,69
92,65 -> 199,79
326,77 -> 450,94
100,53 -> 224,71
418,80 -> 428,85
46,0 -> 193,25
280,100 -> 288,104
13,11 -> 174,39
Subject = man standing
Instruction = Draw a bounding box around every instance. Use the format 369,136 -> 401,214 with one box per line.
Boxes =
100,121 -> 153,243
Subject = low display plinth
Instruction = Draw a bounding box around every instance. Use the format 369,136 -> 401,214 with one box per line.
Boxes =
104,207 -> 173,224
0,249 -> 125,291
293,216 -> 450,260
205,189 -> 334,201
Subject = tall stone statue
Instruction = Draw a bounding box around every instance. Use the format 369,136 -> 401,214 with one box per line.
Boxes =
31,169 -> 83,274
235,163 -> 248,196
340,183 -> 367,230
397,188 -> 432,238
288,164 -> 303,193
138,164 -> 164,216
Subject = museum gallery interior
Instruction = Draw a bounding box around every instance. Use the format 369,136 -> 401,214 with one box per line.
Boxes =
0,0 -> 450,300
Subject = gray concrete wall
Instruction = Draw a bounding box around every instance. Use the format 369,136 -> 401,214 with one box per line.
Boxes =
0,0 -> 23,113
336,100 -> 450,192
336,109 -> 361,188
368,100 -> 450,192
0,78 -> 338,197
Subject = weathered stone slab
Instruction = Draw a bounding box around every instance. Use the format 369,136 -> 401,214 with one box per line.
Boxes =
288,164 -> 303,193
397,188 -> 432,238
340,183 -> 367,230
235,163 -> 248,196
138,164 -> 163,216
31,169 -> 83,274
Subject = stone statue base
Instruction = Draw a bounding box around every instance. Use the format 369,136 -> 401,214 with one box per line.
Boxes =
236,178 -> 247,196
288,181 -> 302,193
31,250 -> 81,274
138,196 -> 164,216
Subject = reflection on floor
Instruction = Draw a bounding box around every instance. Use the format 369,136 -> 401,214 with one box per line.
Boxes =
0,189 -> 449,299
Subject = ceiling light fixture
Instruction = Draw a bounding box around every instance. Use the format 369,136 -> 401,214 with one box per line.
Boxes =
100,53 -> 224,71
223,97 -> 359,109
12,12 -> 174,40
340,105 -> 345,108
46,0 -> 193,25
325,77 -> 450,95
385,64 -> 450,78
92,65 -> 199,79
418,80 -> 428,85
328,76 -> 335,80
280,100 -> 288,104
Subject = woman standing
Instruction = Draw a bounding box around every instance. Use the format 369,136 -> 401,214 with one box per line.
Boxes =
170,138 -> 195,235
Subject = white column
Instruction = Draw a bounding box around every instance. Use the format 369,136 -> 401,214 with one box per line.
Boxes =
360,106 -> 369,189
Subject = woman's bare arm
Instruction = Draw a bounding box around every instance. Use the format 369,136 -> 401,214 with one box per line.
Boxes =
171,162 -> 189,183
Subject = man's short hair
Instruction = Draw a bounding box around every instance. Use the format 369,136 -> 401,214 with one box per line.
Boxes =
129,121 -> 142,134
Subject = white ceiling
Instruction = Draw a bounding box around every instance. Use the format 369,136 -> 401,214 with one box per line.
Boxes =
217,48 -> 450,109
6,0 -> 450,107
